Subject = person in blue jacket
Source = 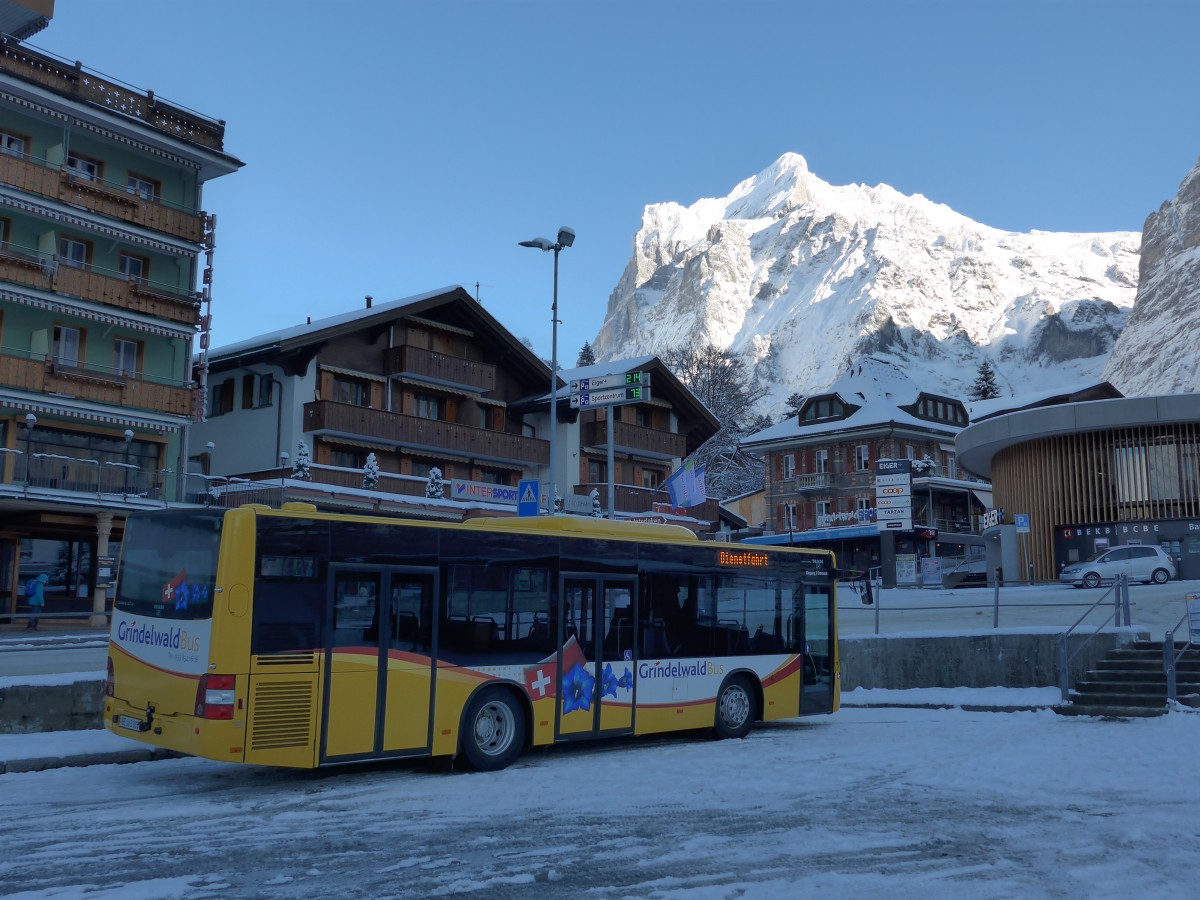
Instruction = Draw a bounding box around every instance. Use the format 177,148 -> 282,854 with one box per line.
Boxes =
26,573 -> 48,630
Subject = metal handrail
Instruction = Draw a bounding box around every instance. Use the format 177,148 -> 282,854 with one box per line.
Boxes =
1163,606 -> 1196,706
1057,574 -> 1131,702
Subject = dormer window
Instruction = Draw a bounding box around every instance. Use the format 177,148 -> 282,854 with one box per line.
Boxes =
802,396 -> 844,421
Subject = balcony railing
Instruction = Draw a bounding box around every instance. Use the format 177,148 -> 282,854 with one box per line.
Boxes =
0,41 -> 227,152
0,152 -> 205,242
0,350 -> 194,416
0,245 -> 201,325
382,346 -> 496,392
581,420 -> 685,459
304,400 -> 549,466
574,482 -> 720,523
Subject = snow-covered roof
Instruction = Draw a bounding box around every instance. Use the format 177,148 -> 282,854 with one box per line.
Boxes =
207,286 -> 473,360
968,381 -> 1121,422
742,358 -> 958,446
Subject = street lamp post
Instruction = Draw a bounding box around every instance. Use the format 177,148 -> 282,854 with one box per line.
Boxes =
279,451 -> 289,496
519,226 -> 575,514
122,429 -> 134,496
23,413 -> 35,486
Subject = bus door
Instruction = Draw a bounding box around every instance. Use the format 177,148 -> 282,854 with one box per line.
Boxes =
322,567 -> 435,761
557,575 -> 637,739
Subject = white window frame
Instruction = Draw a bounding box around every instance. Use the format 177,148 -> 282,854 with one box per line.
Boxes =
855,444 -> 870,471
53,325 -> 81,366
113,339 -> 137,376
59,237 -> 88,268
784,502 -> 798,531
815,500 -> 831,521
814,449 -> 829,474
126,175 -> 156,200
0,130 -> 25,157
782,453 -> 796,479
66,152 -> 99,182
118,253 -> 145,283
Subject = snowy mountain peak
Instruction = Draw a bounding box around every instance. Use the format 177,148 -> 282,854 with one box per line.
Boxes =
593,153 -> 1140,417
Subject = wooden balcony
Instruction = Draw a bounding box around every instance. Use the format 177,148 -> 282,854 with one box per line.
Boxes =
0,153 -> 207,242
304,400 -> 549,466
581,420 -> 685,459
0,353 -> 194,416
0,249 -> 201,326
382,346 -> 496,392
0,42 -> 227,152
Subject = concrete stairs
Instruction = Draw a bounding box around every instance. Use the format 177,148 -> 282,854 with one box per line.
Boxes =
1055,640 -> 1200,718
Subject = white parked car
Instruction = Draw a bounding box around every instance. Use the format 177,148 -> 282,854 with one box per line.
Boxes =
1058,545 -> 1176,588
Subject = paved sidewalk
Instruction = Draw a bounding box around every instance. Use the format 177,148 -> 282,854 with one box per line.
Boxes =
0,728 -> 185,774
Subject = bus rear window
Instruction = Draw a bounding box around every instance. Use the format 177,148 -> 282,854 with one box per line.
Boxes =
116,514 -> 222,620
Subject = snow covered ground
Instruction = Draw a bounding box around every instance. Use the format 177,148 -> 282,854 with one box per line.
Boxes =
2,581 -> 1197,897
1,701 -> 1197,898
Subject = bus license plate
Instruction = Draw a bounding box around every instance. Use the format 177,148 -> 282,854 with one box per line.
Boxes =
115,715 -> 144,732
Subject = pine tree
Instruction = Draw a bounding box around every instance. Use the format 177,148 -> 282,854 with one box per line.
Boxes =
425,466 -> 444,499
362,452 -> 379,490
785,392 -> 805,418
577,342 -> 596,366
969,360 -> 1001,401
292,440 -> 312,481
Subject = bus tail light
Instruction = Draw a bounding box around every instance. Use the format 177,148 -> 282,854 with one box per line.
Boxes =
195,674 -> 236,720
105,657 -> 114,697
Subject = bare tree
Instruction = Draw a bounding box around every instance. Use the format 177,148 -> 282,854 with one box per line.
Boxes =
661,343 -> 767,499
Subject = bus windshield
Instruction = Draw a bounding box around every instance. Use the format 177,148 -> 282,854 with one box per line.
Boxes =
115,513 -> 223,620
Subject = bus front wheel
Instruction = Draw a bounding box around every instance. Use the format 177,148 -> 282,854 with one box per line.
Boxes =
461,688 -> 525,771
713,675 -> 756,740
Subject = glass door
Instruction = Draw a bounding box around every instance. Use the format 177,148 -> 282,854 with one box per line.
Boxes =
557,576 -> 636,738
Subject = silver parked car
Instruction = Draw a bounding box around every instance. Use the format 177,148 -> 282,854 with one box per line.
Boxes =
1059,545 -> 1176,588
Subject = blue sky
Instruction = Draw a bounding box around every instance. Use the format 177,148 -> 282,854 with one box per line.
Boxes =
38,0 -> 1200,364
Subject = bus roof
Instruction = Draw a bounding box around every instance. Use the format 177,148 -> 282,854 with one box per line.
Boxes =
461,515 -> 700,543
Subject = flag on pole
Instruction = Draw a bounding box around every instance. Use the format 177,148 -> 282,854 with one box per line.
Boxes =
664,460 -> 707,508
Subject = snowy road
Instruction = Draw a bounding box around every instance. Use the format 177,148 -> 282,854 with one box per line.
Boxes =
3,707 -> 1197,899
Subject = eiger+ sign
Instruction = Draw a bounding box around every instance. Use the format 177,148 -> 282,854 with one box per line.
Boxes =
570,371 -> 651,393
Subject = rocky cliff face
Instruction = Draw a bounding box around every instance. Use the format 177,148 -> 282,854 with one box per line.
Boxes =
1103,157 -> 1200,395
593,153 -> 1141,415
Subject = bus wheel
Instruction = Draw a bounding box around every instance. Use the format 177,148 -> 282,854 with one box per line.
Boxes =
461,688 -> 525,771
714,675 -> 755,740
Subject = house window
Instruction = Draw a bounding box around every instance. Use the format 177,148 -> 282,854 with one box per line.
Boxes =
588,460 -> 606,484
856,496 -> 872,516
784,502 -> 797,531
242,373 -> 274,409
329,448 -> 363,469
0,217 -> 8,247
480,469 -> 508,485
333,376 -> 370,407
59,236 -> 89,268
642,469 -> 660,489
414,394 -> 441,420
635,407 -> 652,428
126,174 -> 158,201
855,444 -> 870,471
814,449 -> 829,474
782,453 -> 795,479
815,500 -> 831,522
52,325 -> 82,366
113,339 -> 138,376
210,379 -> 234,416
0,130 -> 26,157
119,253 -> 148,283
66,152 -> 101,182
412,460 -> 447,480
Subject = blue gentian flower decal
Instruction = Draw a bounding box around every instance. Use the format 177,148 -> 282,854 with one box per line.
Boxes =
617,667 -> 633,691
562,663 -> 595,714
602,663 -> 618,699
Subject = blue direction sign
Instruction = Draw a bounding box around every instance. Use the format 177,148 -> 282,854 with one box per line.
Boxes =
518,480 -> 540,517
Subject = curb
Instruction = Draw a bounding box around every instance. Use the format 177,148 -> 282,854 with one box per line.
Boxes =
0,747 -> 185,774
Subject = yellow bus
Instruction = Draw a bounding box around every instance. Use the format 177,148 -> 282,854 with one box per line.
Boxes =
104,504 -> 839,770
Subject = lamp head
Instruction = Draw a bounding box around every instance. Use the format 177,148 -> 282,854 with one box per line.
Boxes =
280,452 -> 289,463
25,412 -> 36,427
124,429 -> 134,443
556,226 -> 575,248
518,237 -> 554,252
205,441 -> 215,452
